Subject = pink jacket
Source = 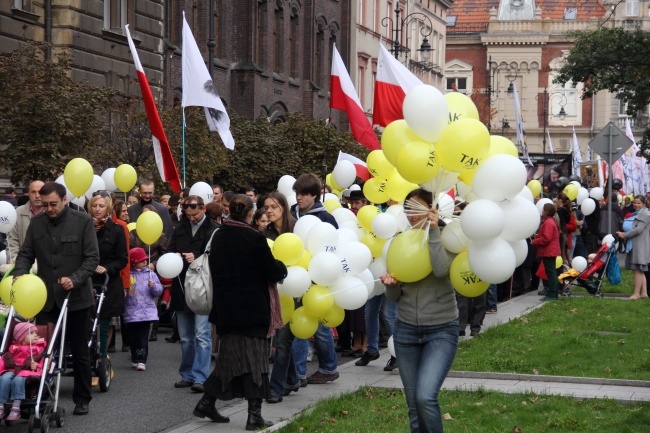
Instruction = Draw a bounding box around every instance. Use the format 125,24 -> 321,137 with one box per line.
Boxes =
0,339 -> 47,377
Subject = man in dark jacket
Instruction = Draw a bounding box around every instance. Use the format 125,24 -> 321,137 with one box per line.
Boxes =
166,195 -> 219,393
128,179 -> 174,240
13,182 -> 99,416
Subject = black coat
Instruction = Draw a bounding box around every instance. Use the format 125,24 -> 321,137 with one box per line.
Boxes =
93,220 -> 128,319
128,200 -> 174,240
166,216 -> 219,312
209,223 -> 287,337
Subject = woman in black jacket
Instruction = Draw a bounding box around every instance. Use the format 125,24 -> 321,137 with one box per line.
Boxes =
193,194 -> 287,430
88,192 -> 128,359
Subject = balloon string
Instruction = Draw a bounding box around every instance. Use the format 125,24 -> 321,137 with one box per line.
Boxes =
314,278 -> 382,299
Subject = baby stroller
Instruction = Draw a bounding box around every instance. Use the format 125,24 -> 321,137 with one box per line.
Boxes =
560,241 -> 617,298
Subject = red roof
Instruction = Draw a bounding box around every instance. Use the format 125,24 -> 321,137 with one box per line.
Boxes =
447,0 -> 606,34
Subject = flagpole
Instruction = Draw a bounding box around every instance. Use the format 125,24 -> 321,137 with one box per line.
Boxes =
323,108 -> 333,202
181,108 -> 186,188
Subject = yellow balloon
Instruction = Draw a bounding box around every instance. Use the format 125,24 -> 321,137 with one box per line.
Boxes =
272,233 -> 304,266
357,205 -> 381,232
64,158 -> 93,198
136,212 -> 163,245
280,295 -> 295,325
127,222 -> 137,232
444,92 -> 480,123
296,249 -> 311,270
366,150 -> 395,179
290,307 -> 319,339
11,275 -> 47,319
324,199 -> 342,213
114,164 -> 137,193
266,238 -> 274,250
363,177 -> 390,204
436,118 -> 490,173
381,119 -> 423,165
331,188 -> 343,199
564,184 -> 578,201
326,173 -> 342,192
527,180 -> 542,197
396,141 -> 440,184
0,272 -> 13,306
386,172 -> 417,202
556,256 -> 563,268
487,135 -> 519,159
458,168 -> 477,185
319,304 -> 345,328
361,232 -> 387,259
450,251 -> 489,297
302,285 -> 334,318
386,229 -> 432,283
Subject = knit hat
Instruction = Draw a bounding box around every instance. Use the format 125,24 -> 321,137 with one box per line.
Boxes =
129,247 -> 148,265
13,322 -> 36,344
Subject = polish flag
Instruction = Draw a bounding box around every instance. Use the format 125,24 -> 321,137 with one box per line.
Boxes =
330,44 -> 381,151
337,151 -> 371,181
125,25 -> 181,193
372,44 -> 422,127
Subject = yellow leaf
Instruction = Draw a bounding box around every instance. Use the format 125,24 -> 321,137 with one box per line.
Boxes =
442,413 -> 453,420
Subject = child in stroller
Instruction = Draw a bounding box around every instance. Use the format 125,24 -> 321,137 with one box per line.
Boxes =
0,323 -> 46,421
559,243 -> 614,297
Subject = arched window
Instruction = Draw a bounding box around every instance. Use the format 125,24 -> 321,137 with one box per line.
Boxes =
274,1 -> 284,73
289,3 -> 301,77
256,0 -> 268,69
313,17 -> 326,86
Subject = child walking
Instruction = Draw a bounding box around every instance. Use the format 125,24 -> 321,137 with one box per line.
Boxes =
0,322 -> 47,421
125,247 -> 163,371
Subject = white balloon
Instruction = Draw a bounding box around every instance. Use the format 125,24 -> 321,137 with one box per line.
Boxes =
387,336 -> 396,357
536,198 -> 553,215
517,185 -> 534,203
338,227 -> 359,244
331,208 -> 357,226
189,181 -> 214,204
293,215 -> 321,244
324,193 -> 339,203
55,175 -> 74,200
71,196 -> 86,209
157,253 -> 184,279
101,168 -> 117,192
349,184 -> 361,191
84,175 -> 106,200
0,250 -> 6,266
468,238 -> 516,284
0,202 -> 17,235
333,160 -> 357,189
306,222 -> 339,255
472,155 -> 527,202
460,199 -> 505,241
368,258 -> 387,297
278,266 -> 311,298
602,234 -> 615,247
576,187 -> 589,205
371,213 -> 398,239
580,198 -> 596,216
286,193 -> 297,209
509,239 -> 529,268
500,197 -> 541,241
331,276 -> 368,310
402,84 -> 449,142
308,252 -> 343,286
441,220 -> 469,254
340,220 -> 366,240
336,241 -> 372,276
277,175 -> 296,197
422,170 -> 459,195
437,194 -> 455,218
589,187 -> 604,201
356,268 -> 375,297
570,181 -> 581,188
385,204 -> 409,232
571,256 -> 588,272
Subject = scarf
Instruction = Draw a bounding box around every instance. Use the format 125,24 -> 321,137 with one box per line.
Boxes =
93,215 -> 110,232
223,218 -> 283,337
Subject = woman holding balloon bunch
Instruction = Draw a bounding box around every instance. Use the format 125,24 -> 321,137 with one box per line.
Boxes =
381,188 -> 459,433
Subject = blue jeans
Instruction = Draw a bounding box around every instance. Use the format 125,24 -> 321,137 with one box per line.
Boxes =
486,284 -> 497,309
269,324 -> 299,398
394,320 -> 459,433
365,294 -> 397,353
0,372 -> 26,403
176,311 -> 212,384
292,338 -> 308,379
293,323 -> 338,375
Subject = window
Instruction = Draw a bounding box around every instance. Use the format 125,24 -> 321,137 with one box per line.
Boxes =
446,15 -> 457,27
564,8 -> 577,20
626,0 -> 639,16
358,0 -> 365,26
551,81 -> 577,118
256,1 -> 268,69
314,27 -> 324,86
446,78 -> 467,94
166,0 -> 176,45
13,0 -> 32,10
104,0 -> 128,32
358,59 -> 367,108
289,8 -> 299,77
374,0 -> 381,32
274,2 -> 284,73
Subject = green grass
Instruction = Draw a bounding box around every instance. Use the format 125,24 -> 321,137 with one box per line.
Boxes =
454,296 -> 650,380
277,387 -> 650,433
568,261 -> 632,294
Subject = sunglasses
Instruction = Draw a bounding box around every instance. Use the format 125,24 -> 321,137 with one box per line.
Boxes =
182,203 -> 203,210
43,202 -> 61,209
92,190 -> 111,198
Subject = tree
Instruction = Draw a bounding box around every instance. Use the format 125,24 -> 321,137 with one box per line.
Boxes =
0,43 -> 114,184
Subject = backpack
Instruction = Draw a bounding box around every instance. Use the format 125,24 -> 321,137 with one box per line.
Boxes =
183,228 -> 218,315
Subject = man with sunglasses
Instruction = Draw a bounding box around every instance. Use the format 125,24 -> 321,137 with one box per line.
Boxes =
13,182 -> 99,416
127,179 -> 174,240
165,195 -> 219,393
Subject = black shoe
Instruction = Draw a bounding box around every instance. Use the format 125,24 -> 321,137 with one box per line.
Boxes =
246,399 -> 273,431
174,379 -> 193,388
355,351 -> 380,366
266,395 -> 282,404
191,382 -> 204,393
334,345 -> 348,353
165,336 -> 180,343
193,398 -> 230,423
283,385 -> 299,396
73,403 -> 89,415
299,378 -> 308,387
384,356 -> 398,371
459,330 -> 466,337
538,289 -> 548,296
348,349 -> 364,358
470,330 -> 479,337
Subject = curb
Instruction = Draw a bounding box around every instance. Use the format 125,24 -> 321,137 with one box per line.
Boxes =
447,370 -> 650,388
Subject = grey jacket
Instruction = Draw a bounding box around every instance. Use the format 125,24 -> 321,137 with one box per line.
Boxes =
623,208 -> 650,266
385,228 -> 458,326
6,203 -> 36,264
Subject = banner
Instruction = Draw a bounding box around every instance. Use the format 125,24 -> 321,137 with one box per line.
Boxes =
520,153 -> 571,197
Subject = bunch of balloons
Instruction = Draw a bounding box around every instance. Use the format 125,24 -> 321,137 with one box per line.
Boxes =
60,159 -> 138,201
0,273 -> 47,319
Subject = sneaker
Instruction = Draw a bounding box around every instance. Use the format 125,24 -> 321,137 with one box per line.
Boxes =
0,406 -> 5,419
486,308 -> 497,314
132,362 -> 138,369
307,371 -> 339,384
384,356 -> 398,371
136,363 -> 146,371
355,351 -> 380,366
6,407 -> 21,422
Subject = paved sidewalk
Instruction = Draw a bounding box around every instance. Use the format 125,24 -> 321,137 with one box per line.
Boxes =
165,291 -> 648,433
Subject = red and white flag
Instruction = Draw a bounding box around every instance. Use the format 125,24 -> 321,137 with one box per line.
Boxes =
330,44 -> 380,151
125,25 -> 181,193
337,151 -> 370,181
372,44 -> 422,127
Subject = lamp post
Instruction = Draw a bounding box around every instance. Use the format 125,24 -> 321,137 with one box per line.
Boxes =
540,87 -> 568,156
382,4 -> 434,65
478,57 -> 518,133
207,0 -> 215,78
501,118 -> 510,136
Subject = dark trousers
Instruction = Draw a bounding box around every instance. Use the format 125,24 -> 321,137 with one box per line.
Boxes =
456,292 -> 486,335
336,311 -> 352,350
37,306 -> 93,405
129,321 -> 152,363
542,257 -> 559,298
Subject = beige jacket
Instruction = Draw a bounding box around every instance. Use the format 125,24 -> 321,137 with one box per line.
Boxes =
7,203 -> 36,263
